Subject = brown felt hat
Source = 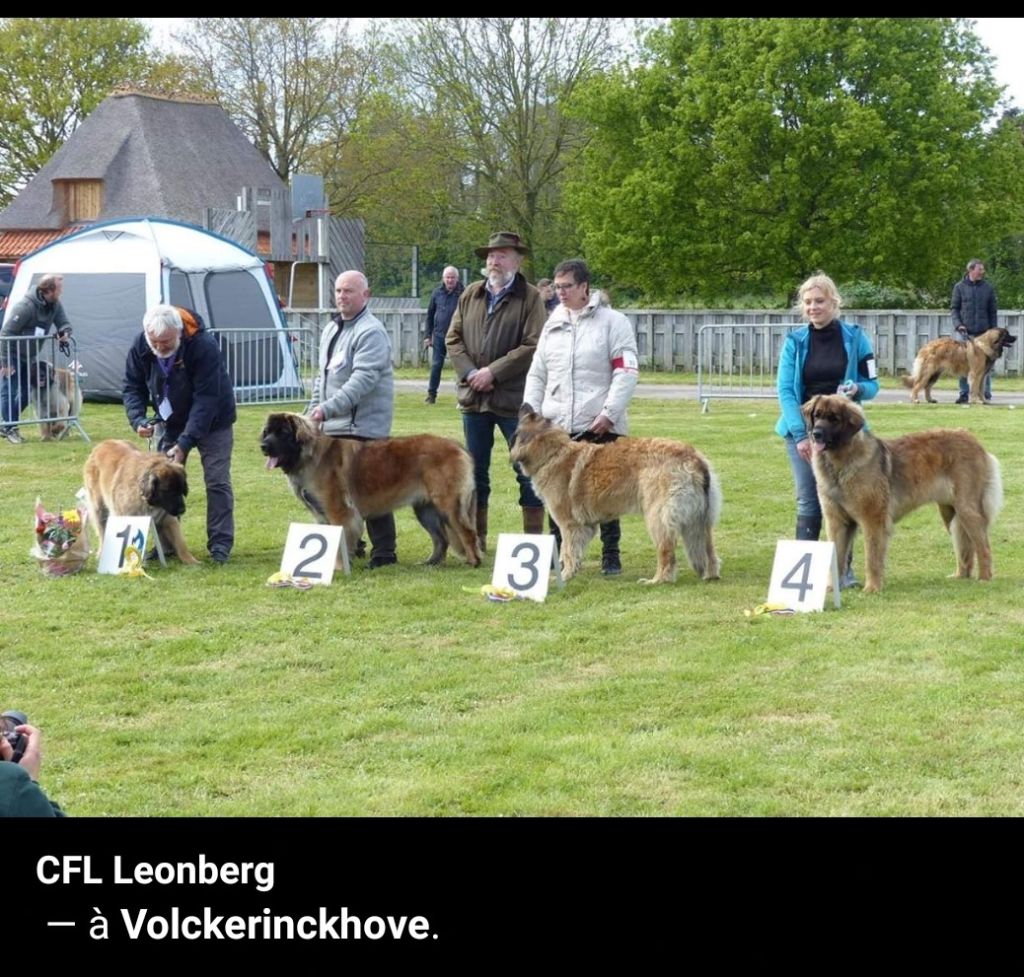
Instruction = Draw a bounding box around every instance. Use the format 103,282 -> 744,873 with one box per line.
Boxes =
474,231 -> 531,259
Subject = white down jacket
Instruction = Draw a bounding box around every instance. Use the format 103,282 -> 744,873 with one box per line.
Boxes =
521,290 -> 639,434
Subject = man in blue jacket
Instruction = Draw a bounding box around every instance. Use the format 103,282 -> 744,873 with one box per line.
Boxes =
123,304 -> 237,564
423,266 -> 463,404
951,259 -> 999,403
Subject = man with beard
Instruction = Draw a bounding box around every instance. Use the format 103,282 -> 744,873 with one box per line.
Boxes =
308,270 -> 397,568
446,232 -> 545,550
423,265 -> 463,404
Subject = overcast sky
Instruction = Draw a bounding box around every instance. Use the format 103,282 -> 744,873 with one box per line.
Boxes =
142,17 -> 1024,109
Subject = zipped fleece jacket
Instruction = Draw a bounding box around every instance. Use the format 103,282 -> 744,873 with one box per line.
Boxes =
1,290 -> 71,363
775,320 -> 879,442
522,290 -> 639,434
950,275 -> 998,336
446,272 -> 544,417
123,307 -> 236,453
310,306 -> 394,438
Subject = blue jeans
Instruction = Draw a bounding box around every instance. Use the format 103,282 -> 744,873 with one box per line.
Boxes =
1,361 -> 31,430
427,337 -> 446,397
957,333 -> 992,399
462,410 -> 542,509
784,435 -> 821,519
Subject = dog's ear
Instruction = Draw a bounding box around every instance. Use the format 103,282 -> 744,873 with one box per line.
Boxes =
843,403 -> 866,435
139,469 -> 158,504
800,395 -> 821,428
519,403 -> 536,421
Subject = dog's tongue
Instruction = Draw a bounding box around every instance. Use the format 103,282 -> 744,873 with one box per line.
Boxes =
265,456 -> 279,470
811,441 -> 825,455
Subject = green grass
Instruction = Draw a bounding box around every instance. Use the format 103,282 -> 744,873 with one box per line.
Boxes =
2,393 -> 1023,815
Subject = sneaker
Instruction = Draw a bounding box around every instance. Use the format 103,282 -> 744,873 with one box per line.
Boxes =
601,553 -> 622,576
4,429 -> 24,444
367,554 -> 397,569
954,393 -> 969,405
424,394 -> 436,404
210,550 -> 229,564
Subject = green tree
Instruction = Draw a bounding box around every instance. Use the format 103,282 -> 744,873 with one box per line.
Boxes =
177,18 -> 371,182
0,18 -> 152,205
390,18 -> 621,276
567,18 -> 1024,302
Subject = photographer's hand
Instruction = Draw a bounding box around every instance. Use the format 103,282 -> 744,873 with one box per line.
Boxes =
13,724 -> 42,781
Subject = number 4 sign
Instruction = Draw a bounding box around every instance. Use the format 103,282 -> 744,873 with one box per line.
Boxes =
767,540 -> 841,612
492,533 -> 563,602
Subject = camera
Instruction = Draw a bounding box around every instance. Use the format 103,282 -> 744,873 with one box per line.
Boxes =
1,710 -> 28,764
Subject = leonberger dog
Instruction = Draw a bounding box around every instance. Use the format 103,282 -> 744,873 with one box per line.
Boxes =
83,439 -> 199,564
509,405 -> 722,584
901,327 -> 1016,404
259,412 -> 481,566
802,394 -> 1003,593
30,359 -> 84,440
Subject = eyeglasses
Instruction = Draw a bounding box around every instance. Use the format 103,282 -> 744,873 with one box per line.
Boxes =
552,282 -> 579,292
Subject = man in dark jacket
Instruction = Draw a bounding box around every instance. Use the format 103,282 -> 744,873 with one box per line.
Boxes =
446,231 -> 545,549
0,273 -> 72,443
423,266 -> 463,404
951,258 -> 999,403
123,304 -> 237,563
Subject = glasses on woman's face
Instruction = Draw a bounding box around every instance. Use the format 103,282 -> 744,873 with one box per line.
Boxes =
552,281 -> 578,292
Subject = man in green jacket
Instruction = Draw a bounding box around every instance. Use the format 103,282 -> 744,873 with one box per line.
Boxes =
446,232 -> 546,551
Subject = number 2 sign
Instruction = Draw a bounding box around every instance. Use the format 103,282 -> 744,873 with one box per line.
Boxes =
281,523 -> 347,583
767,540 -> 841,612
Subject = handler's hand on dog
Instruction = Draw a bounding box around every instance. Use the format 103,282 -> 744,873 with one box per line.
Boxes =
309,405 -> 326,425
137,424 -> 154,438
588,414 -> 614,436
796,438 -> 814,462
167,445 -> 185,465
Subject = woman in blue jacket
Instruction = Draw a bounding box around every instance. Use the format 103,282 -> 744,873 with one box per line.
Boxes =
775,273 -> 879,587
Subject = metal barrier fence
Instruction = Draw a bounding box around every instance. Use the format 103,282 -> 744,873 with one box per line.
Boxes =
215,326 -> 317,407
0,333 -> 88,441
696,322 -> 797,411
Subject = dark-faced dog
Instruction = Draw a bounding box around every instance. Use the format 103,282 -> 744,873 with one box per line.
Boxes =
803,394 -> 1002,592
902,328 -> 1016,404
83,439 -> 199,564
260,412 -> 481,566
30,359 -> 85,440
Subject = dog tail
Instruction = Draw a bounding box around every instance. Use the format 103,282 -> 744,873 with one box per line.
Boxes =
901,354 -> 924,386
983,452 -> 1004,525
679,458 -> 722,580
444,453 -> 480,560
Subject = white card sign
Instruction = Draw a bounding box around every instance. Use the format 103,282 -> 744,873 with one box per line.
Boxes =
98,516 -> 153,575
281,523 -> 347,583
767,540 -> 841,612
492,533 -> 562,602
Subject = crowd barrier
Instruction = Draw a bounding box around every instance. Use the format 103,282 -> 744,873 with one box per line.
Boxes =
0,333 -> 88,441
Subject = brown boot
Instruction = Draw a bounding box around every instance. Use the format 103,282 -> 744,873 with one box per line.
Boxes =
476,505 -> 488,554
522,506 -> 546,534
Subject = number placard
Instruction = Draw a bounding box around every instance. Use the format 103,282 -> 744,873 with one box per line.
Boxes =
98,516 -> 153,575
492,533 -> 561,602
767,540 -> 841,612
281,523 -> 346,583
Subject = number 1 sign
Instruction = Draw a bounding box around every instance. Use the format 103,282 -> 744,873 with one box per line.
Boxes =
767,540 -> 841,612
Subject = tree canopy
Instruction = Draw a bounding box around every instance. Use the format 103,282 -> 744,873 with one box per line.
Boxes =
566,18 -> 1024,302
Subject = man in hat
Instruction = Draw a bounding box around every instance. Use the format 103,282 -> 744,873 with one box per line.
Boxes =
446,232 -> 546,550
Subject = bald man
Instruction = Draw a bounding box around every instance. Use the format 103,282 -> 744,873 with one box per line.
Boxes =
309,270 -> 397,567
423,266 -> 463,403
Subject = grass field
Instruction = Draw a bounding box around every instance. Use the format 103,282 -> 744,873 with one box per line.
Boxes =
2,390 -> 1022,816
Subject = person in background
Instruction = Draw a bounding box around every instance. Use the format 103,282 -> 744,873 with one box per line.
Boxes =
775,272 -> 878,588
536,278 -> 559,315
951,258 -> 998,403
423,266 -> 463,404
0,713 -> 65,817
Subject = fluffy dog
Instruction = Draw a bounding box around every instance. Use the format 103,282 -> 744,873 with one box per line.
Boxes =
901,327 -> 1016,404
509,405 -> 722,584
803,394 -> 1002,593
83,439 -> 199,564
30,359 -> 85,440
260,412 -> 481,566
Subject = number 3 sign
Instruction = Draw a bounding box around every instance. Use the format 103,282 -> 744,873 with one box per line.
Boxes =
767,540 -> 841,612
492,533 -> 563,602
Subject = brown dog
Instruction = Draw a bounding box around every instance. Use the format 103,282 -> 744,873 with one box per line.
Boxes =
509,405 -> 722,584
83,439 -> 199,564
901,327 -> 1016,404
31,360 -> 84,440
259,412 -> 481,566
803,394 -> 1002,593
